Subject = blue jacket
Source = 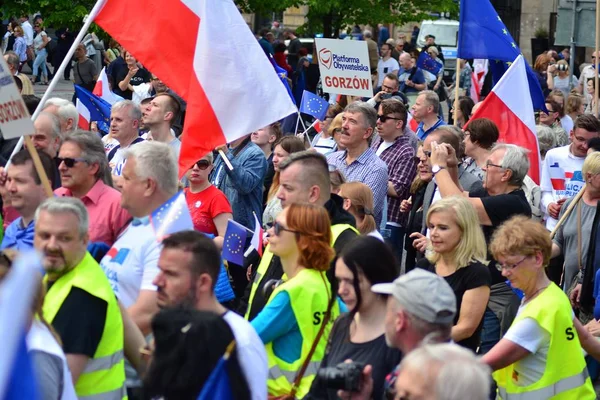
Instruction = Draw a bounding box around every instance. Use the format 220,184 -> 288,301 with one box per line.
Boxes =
211,141 -> 268,229
1,218 -> 34,251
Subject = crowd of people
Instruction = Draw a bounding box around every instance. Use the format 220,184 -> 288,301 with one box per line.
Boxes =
4,14 -> 600,400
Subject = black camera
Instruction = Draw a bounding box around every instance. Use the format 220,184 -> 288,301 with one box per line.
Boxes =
557,64 -> 568,71
317,362 -> 365,392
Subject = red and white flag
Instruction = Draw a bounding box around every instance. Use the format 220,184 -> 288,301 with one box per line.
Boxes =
75,99 -> 90,129
95,0 -> 297,177
250,212 -> 263,257
93,67 -> 123,105
470,59 -> 488,103
466,55 -> 540,184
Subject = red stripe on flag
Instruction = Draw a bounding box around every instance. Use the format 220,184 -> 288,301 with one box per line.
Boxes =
551,178 -> 566,191
466,92 -> 541,184
564,171 -> 574,179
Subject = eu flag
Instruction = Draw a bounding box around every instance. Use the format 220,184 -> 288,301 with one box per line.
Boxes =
74,85 -> 112,132
416,52 -> 443,76
222,220 -> 248,266
269,55 -> 295,105
197,341 -> 236,400
300,91 -> 329,121
457,0 -> 546,110
149,191 -> 193,241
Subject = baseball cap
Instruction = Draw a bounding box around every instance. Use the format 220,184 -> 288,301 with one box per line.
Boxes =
372,269 -> 456,324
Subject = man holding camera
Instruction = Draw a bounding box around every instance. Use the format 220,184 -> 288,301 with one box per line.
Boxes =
327,269 -> 457,399
366,73 -> 409,110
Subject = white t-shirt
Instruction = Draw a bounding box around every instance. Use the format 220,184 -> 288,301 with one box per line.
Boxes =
504,304 -> 575,387
377,58 -> 400,87
561,115 -> 574,135
539,145 -> 586,230
99,220 -> 161,307
223,311 -> 268,400
376,140 -> 395,157
22,21 -> 33,46
102,135 -> 119,155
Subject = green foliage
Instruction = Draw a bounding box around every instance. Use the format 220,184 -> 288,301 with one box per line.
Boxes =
236,0 -> 458,37
1,0 -> 94,30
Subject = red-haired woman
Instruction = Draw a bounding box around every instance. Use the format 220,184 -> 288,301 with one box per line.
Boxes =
251,203 -> 344,399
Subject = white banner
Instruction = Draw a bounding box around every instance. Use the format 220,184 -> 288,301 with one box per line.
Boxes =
315,38 -> 373,98
0,56 -> 33,139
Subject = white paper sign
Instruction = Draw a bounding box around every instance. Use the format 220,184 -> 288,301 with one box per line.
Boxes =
0,56 -> 33,139
315,38 -> 373,97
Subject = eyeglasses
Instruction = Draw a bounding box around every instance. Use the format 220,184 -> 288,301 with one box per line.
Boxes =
57,157 -> 86,168
423,150 -> 432,158
377,114 -> 401,123
496,256 -> 529,271
485,160 -> 505,169
273,221 -> 298,236
194,159 -> 211,170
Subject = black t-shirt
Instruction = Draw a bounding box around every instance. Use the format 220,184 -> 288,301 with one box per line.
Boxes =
46,285 -> 107,357
418,260 -> 491,351
307,313 -> 402,400
475,189 -> 532,284
113,66 -> 151,100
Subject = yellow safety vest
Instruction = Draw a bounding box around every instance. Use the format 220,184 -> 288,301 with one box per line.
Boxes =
43,253 -> 127,400
265,268 -> 341,399
245,223 -> 357,321
494,282 -> 595,399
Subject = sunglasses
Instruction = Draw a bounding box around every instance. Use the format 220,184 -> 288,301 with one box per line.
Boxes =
273,221 -> 298,236
57,157 -> 86,168
423,150 -> 432,158
195,159 -> 210,170
377,114 -> 401,123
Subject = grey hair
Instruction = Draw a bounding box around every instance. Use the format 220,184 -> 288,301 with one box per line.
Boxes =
435,125 -> 465,159
363,30 -> 372,38
404,309 -> 452,341
111,100 -> 142,122
44,98 -> 78,133
420,90 -> 440,114
552,126 -> 569,147
124,141 -> 178,196
535,124 -> 556,158
4,51 -> 20,70
62,131 -> 113,185
36,111 -> 61,140
35,197 -> 89,238
398,343 -> 491,400
492,143 -> 530,186
200,151 -> 214,164
345,101 -> 377,131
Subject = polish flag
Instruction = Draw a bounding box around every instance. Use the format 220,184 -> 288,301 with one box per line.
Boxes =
92,67 -> 123,105
250,213 -> 263,257
549,162 -> 566,190
95,0 -> 297,177
75,99 -> 90,129
470,59 -> 488,103
408,112 -> 419,132
465,55 -> 540,184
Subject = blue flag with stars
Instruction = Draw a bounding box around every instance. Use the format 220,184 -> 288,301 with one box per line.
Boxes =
457,0 -> 546,110
416,52 -> 443,76
299,90 -> 329,121
149,191 -> 193,241
269,55 -> 296,105
74,85 -> 112,132
223,220 -> 248,266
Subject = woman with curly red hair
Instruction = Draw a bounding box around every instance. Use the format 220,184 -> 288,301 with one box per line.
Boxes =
251,203 -> 344,399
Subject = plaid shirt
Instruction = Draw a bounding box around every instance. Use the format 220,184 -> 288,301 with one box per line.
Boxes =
327,148 -> 389,226
371,134 -> 416,225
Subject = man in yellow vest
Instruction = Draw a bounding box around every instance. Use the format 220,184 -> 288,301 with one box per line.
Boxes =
240,151 -> 358,321
36,197 -> 126,399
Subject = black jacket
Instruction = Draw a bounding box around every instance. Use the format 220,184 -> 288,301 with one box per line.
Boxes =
239,194 -> 357,320
581,202 -> 600,312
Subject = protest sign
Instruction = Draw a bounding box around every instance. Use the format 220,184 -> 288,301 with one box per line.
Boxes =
315,38 -> 373,97
0,56 -> 33,139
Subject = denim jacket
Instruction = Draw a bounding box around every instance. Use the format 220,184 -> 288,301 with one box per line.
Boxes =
211,141 -> 267,228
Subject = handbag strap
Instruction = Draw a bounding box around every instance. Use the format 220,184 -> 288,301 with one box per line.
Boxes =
289,275 -> 334,398
577,199 -> 583,269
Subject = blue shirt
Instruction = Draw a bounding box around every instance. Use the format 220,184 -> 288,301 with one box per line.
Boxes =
416,118 -> 446,140
1,218 -> 34,251
398,67 -> 426,94
251,291 -> 347,363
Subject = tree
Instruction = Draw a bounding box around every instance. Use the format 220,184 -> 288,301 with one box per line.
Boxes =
1,0 -> 94,31
236,0 -> 458,38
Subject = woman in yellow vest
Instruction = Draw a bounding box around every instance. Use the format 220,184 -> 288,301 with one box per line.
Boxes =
251,203 -> 343,399
482,216 -> 600,399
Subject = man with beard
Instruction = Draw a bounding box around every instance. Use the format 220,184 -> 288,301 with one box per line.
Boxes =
37,197 -> 126,399
152,230 -> 267,400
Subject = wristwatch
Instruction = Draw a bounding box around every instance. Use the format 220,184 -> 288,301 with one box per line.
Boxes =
432,165 -> 445,175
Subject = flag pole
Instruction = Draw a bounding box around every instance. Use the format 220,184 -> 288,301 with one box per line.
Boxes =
6,0 -> 108,169
453,59 -> 462,126
595,0 -> 600,116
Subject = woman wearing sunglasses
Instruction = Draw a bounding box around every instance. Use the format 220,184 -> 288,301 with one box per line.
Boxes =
482,216 -> 600,399
251,203 -> 343,399
184,153 -> 232,245
417,196 -> 491,352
